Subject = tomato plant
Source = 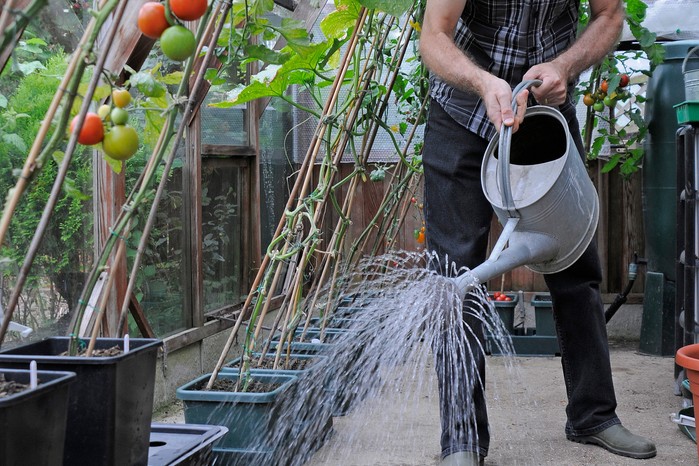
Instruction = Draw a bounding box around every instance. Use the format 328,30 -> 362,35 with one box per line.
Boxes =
102,125 -> 139,161
169,0 -> 208,21
137,2 -> 170,40
160,25 -> 196,61
70,112 -> 104,145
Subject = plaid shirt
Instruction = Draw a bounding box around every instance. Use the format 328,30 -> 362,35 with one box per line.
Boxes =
429,0 -> 580,140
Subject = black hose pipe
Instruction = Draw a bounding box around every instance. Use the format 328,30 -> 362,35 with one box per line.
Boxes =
605,256 -> 644,323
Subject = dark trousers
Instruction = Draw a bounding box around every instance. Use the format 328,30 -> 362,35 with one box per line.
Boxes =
423,99 -> 620,458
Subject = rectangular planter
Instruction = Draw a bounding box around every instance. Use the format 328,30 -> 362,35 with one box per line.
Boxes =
531,294 -> 556,336
221,351 -> 334,451
487,292 -> 518,334
0,368 -> 76,466
176,370 -> 297,463
148,423 -> 228,466
0,337 -> 161,466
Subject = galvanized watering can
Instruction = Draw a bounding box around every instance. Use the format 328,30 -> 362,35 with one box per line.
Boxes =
453,81 -> 599,298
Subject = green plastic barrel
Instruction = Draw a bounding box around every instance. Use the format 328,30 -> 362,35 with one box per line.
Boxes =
643,40 -> 699,281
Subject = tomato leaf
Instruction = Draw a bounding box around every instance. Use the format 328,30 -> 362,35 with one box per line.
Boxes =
103,154 -> 123,174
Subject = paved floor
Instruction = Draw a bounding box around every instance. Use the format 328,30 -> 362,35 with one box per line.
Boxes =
302,341 -> 697,466
155,340 -> 698,465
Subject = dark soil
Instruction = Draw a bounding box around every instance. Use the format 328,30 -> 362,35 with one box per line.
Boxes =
229,355 -> 314,371
193,377 -> 282,393
0,376 -> 30,398
60,345 -> 122,357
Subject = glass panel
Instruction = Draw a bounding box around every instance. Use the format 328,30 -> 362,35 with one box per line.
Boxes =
128,150 -> 187,337
0,5 -> 93,346
201,90 -> 249,146
202,162 -> 244,312
259,98 -> 295,252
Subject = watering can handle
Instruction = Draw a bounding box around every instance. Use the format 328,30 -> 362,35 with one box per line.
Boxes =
498,79 -> 543,217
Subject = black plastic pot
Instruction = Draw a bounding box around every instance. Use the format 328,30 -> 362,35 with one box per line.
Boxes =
0,337 -> 161,466
0,368 -> 76,465
148,423 -> 228,466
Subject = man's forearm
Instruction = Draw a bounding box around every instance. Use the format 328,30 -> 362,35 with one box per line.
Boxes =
553,5 -> 625,81
420,31 -> 490,95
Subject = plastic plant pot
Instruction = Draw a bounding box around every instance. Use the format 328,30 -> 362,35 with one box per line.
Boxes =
221,351 -> 334,452
0,368 -> 76,466
488,292 -> 518,334
148,423 -> 228,466
531,293 -> 556,336
676,343 -> 699,462
0,337 -> 161,466
176,370 -> 297,463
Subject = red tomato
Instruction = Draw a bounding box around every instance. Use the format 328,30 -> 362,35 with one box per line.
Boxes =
600,80 -> 609,93
169,0 -> 208,21
619,74 -> 630,88
70,112 -> 104,145
493,291 -> 502,299
137,2 -> 170,39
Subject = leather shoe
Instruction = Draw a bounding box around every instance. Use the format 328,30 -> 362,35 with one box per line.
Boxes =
567,424 -> 656,459
440,451 -> 484,466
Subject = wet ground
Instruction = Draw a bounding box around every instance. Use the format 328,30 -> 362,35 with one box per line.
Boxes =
155,340 -> 697,465
303,340 -> 695,466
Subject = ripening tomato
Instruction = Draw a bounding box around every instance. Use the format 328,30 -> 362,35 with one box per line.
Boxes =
169,0 -> 208,21
599,80 -> 609,93
112,89 -> 131,108
583,93 -> 595,107
619,74 -> 630,88
102,125 -> 139,161
70,112 -> 104,145
137,2 -> 170,39
416,231 -> 425,244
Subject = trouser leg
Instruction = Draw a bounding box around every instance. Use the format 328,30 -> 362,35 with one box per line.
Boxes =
423,100 -> 492,457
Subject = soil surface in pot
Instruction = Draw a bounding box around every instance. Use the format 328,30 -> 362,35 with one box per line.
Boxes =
59,345 -> 122,357
193,377 -> 281,394
229,355 -> 315,371
0,376 -> 30,398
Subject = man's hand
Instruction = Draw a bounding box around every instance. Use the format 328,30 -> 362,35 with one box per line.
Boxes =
479,75 -> 529,132
523,62 -> 569,106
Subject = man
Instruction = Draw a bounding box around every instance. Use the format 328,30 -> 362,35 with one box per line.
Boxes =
418,0 -> 657,464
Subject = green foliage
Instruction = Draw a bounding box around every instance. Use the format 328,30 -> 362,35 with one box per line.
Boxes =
0,52 -> 93,279
577,0 -> 665,176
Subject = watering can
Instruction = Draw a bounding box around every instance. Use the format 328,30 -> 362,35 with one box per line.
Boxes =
453,80 -> 599,299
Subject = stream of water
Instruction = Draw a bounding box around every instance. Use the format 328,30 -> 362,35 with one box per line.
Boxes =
209,251 -> 518,465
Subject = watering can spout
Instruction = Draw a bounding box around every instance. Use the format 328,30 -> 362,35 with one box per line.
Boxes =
452,231 -> 559,300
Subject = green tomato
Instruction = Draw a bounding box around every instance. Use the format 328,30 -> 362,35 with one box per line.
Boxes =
102,125 -> 139,161
593,101 -> 605,112
160,25 -> 196,61
110,107 -> 129,125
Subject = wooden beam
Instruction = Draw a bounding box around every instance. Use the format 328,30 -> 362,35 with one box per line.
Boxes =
129,294 -> 155,338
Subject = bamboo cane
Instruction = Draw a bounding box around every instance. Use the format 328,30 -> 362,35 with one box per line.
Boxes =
205,8 -> 370,389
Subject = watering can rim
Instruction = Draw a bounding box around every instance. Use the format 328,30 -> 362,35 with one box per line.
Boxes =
481,105 -> 571,211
